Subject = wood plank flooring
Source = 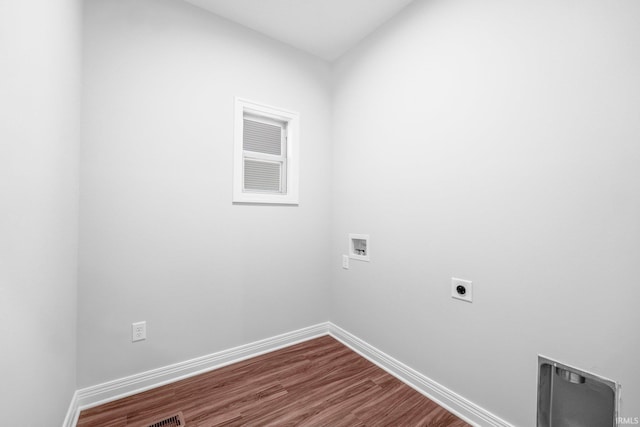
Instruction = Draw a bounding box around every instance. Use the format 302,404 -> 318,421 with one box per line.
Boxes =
77,336 -> 471,427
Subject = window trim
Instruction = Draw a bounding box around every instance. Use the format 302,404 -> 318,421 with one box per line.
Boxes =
233,97 -> 300,205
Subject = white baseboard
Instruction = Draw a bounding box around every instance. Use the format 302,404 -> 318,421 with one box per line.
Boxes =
67,322 -> 329,425
62,390 -> 80,427
328,323 -> 513,427
64,321 -> 511,427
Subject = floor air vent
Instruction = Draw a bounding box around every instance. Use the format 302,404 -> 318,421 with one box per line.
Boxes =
146,412 -> 185,427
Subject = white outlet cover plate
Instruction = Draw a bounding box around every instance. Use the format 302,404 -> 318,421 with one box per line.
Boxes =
132,321 -> 146,342
451,277 -> 473,302
342,255 -> 349,269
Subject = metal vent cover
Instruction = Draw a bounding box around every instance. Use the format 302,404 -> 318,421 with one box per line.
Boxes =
146,412 -> 185,427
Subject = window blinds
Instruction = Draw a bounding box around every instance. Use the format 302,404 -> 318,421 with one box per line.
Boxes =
244,159 -> 282,192
243,119 -> 282,155
242,117 -> 286,193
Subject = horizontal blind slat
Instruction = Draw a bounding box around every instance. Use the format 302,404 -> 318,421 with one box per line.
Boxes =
244,159 -> 281,192
243,118 -> 282,155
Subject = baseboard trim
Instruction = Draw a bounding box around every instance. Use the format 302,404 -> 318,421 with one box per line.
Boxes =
328,323 -> 513,427
65,321 -> 511,427
62,390 -> 80,427
70,322 -> 329,424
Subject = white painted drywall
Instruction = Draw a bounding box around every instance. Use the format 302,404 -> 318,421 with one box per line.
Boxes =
78,0 -> 332,387
184,0 -> 416,61
331,0 -> 640,425
0,0 -> 81,424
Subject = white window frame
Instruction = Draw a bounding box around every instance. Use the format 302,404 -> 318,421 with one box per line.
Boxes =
233,97 -> 299,205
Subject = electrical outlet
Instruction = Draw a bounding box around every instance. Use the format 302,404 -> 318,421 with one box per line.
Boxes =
342,255 -> 349,269
132,321 -> 146,342
451,278 -> 473,303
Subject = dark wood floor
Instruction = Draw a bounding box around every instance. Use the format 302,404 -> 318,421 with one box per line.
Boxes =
78,335 -> 471,427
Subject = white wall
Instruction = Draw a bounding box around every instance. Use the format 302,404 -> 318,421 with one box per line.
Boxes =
331,0 -> 640,425
6,0 -> 632,423
78,0 -> 332,387
0,0 -> 82,425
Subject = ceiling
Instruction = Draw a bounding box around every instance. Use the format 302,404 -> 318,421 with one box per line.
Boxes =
183,0 -> 416,61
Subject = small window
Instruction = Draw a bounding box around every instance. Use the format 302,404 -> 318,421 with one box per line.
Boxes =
233,98 -> 299,204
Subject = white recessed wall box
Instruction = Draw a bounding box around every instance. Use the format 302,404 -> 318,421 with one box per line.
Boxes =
348,234 -> 370,261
